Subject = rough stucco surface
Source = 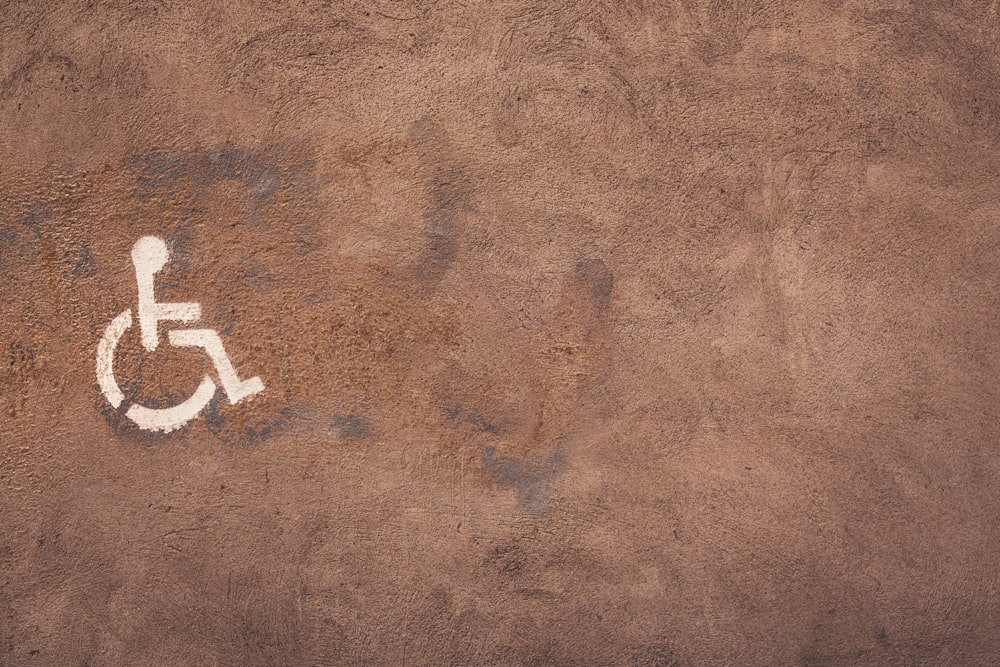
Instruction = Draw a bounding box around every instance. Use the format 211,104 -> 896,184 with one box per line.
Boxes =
2,1 -> 1000,664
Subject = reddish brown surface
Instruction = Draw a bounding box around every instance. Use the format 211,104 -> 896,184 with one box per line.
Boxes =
2,1 -> 1000,664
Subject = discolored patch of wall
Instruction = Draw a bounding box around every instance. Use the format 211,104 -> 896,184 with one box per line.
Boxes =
2,1 -> 1000,665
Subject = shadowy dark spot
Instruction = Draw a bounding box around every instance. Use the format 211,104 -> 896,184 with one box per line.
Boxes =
293,221 -> 324,255
129,151 -> 187,188
406,119 -> 474,287
575,257 -> 614,311
68,235 -> 96,279
1,53 -> 76,100
126,145 -> 316,204
478,443 -> 564,514
413,168 -> 469,284
210,304 -> 235,336
204,401 -> 296,450
303,291 -> 331,305
446,401 -> 562,513
237,259 -> 277,293
0,206 -> 46,274
486,543 -> 528,580
21,203 -> 52,234
330,413 -> 371,439
447,405 -> 503,435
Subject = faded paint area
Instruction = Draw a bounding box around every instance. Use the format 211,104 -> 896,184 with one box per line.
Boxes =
3,1 -> 1000,665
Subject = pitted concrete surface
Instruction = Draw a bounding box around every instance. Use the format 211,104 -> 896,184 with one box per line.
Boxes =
2,1 -> 1000,664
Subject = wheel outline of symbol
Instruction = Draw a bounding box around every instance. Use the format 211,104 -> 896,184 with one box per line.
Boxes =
96,236 -> 264,433
96,309 -> 219,433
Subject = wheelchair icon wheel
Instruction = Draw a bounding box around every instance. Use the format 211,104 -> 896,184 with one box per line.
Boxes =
97,309 -> 218,433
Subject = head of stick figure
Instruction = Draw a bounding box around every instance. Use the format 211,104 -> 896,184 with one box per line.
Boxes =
131,236 -> 169,274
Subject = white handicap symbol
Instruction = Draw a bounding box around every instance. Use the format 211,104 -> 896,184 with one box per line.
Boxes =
96,236 -> 264,432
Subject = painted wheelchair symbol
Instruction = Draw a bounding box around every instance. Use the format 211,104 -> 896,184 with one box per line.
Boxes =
96,236 -> 264,432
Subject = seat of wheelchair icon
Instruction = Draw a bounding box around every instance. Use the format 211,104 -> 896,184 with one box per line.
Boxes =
97,236 -> 264,433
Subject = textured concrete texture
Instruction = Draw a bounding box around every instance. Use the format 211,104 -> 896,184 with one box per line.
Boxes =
2,1 -> 1000,665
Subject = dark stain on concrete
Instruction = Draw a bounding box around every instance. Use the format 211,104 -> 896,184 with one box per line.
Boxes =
237,259 -> 278,294
292,221 -> 324,256
303,290 -> 332,305
408,119 -> 474,287
478,443 -> 565,514
0,213 -> 45,277
203,400 -> 296,450
67,232 -> 96,280
329,413 -> 370,439
574,257 -> 614,313
195,389 -> 298,449
413,167 -> 470,285
20,203 -> 52,235
209,303 -> 235,337
447,404 -> 561,511
0,225 -> 19,274
447,404 -> 504,436
4,340 -> 34,377
0,52 -> 78,100
486,542 -> 529,581
446,405 -> 566,514
127,145 -> 316,203
0,208 -> 46,274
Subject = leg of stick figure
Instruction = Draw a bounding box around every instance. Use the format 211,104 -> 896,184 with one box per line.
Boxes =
168,329 -> 264,404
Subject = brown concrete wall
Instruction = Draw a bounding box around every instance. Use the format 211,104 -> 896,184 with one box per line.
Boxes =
2,1 -> 1000,664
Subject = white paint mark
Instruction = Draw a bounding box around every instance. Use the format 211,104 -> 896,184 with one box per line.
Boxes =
95,236 -> 264,432
132,236 -> 200,352
96,309 -> 132,409
125,377 -> 217,433
168,329 -> 264,404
